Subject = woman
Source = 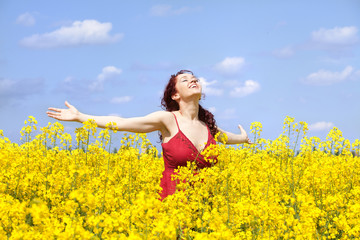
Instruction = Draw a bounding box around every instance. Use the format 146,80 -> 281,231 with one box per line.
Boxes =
47,70 -> 252,200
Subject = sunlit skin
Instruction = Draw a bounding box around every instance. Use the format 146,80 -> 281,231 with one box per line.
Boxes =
47,73 -> 252,147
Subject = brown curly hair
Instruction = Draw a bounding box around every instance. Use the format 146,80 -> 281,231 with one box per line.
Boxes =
160,70 -> 218,141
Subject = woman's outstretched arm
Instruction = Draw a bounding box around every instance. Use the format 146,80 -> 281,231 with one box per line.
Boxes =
47,101 -> 168,133
217,125 -> 252,145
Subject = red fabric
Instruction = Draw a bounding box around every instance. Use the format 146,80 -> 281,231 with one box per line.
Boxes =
159,112 -> 217,200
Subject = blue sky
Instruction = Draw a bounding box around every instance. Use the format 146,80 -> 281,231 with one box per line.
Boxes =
1,0 -> 359,148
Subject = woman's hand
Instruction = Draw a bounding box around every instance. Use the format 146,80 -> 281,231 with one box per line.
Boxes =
47,101 -> 80,122
217,124 -> 253,145
238,124 -> 253,144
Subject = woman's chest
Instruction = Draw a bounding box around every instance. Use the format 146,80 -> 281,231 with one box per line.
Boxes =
177,123 -> 209,151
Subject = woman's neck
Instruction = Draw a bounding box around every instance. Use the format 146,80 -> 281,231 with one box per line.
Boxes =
178,99 -> 199,121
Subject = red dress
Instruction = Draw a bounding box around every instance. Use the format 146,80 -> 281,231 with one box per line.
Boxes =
159,112 -> 217,200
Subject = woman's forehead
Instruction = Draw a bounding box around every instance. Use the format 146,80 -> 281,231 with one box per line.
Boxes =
177,73 -> 196,80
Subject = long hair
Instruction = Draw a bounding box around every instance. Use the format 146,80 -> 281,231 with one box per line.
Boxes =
160,70 -> 218,141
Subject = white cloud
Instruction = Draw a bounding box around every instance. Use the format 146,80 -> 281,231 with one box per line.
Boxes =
309,121 -> 335,131
16,12 -> 36,26
110,96 -> 133,104
224,108 -> 236,115
0,78 -> 15,91
199,77 -> 223,96
131,61 -> 178,71
64,76 -> 73,83
0,78 -> 44,106
150,4 -> 193,16
214,57 -> 245,75
303,66 -> 353,86
97,66 -> 122,82
57,76 -> 87,95
230,80 -> 260,97
223,80 -> 240,87
208,107 -> 216,113
350,70 -> 360,81
312,26 -> 358,46
89,66 -> 122,91
150,5 -> 172,16
20,19 -> 123,48
272,46 -> 294,58
0,78 -> 44,96
58,66 -> 122,95
218,108 -> 237,119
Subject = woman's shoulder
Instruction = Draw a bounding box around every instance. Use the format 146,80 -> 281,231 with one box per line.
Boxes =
147,110 -> 176,122
150,110 -> 174,116
149,111 -> 177,134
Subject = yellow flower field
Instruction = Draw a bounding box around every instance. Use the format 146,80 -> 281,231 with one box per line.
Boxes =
0,116 -> 359,239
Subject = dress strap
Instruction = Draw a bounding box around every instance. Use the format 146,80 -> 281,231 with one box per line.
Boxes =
171,112 -> 180,131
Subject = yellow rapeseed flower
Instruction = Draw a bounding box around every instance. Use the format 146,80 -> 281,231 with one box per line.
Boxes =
0,117 -> 359,239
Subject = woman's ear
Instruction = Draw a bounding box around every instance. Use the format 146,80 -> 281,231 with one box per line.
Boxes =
172,93 -> 180,101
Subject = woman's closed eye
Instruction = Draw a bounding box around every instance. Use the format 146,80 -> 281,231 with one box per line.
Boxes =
181,77 -> 199,83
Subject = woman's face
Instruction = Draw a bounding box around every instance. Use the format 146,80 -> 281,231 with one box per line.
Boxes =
173,73 -> 202,101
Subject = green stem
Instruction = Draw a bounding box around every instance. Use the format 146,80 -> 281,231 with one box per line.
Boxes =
85,131 -> 90,164
226,172 -> 231,228
293,126 -> 302,157
108,132 -> 112,153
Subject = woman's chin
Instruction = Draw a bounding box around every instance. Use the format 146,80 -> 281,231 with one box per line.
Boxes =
191,92 -> 202,100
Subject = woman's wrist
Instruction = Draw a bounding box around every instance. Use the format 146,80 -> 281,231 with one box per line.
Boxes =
76,112 -> 85,123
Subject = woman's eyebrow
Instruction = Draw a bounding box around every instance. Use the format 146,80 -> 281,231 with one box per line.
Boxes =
180,75 -> 197,81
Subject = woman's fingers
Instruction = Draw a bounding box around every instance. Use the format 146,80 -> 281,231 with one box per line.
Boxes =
47,101 -> 77,121
47,100 -> 79,122
47,101 -> 71,114
238,124 -> 246,134
46,111 -> 61,120
238,124 -> 253,144
48,107 -> 62,112
65,101 -> 72,109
